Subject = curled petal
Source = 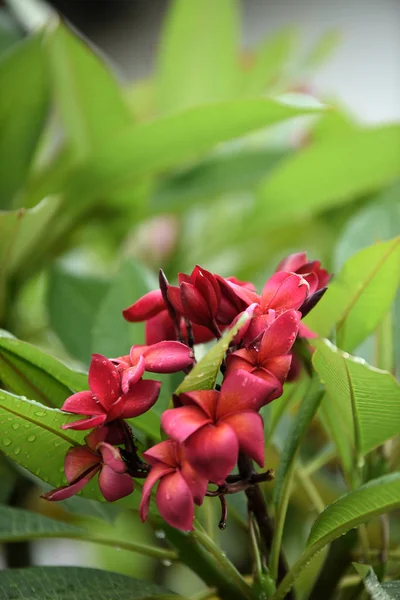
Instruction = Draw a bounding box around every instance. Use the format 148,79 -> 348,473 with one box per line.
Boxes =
162,406 -> 210,443
180,460 -> 208,505
119,380 -> 161,419
275,252 -> 308,273
180,282 -> 212,325
156,470 -> 195,531
143,439 -> 179,467
122,289 -> 165,322
62,414 -> 106,431
42,467 -> 99,501
179,390 -> 218,419
64,446 -> 100,483
143,341 -> 194,373
121,357 -> 146,394
166,285 -> 184,314
61,391 -> 103,416
262,356 -> 292,383
89,354 -> 121,409
217,370 -> 277,418
222,411 -> 265,467
261,272 -> 309,313
140,463 -> 175,522
259,310 -> 300,359
184,422 -> 239,484
99,466 -> 134,502
223,279 -> 260,306
98,443 -> 126,473
85,426 -> 109,451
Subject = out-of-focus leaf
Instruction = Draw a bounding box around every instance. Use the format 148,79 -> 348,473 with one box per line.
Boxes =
45,23 -> 133,160
156,0 -> 239,113
0,329 -> 87,407
6,0 -> 55,31
257,125 -> 400,226
152,150 -> 286,211
66,98 -> 326,202
354,563 -> 400,599
313,339 -> 400,473
303,29 -> 341,70
175,314 -> 249,395
0,8 -> 22,54
0,31 -> 49,206
0,454 -> 17,503
243,28 -> 297,96
306,237 -> 400,352
47,265 -> 109,365
0,505 -> 84,542
0,567 -> 173,599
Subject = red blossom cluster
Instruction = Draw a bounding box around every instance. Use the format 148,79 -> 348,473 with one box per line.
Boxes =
44,253 -> 330,531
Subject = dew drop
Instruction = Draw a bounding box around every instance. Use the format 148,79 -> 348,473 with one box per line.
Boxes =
7,416 -> 13,422
24,423 -> 31,429
102,360 -> 108,366
27,434 -> 36,442
3,438 -> 11,446
35,410 -> 46,417
155,530 -> 166,539
161,560 -> 172,567
13,447 -> 21,456
12,423 -> 20,430
59,466 -> 64,473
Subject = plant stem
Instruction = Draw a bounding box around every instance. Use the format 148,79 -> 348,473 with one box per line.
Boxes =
295,464 -> 325,513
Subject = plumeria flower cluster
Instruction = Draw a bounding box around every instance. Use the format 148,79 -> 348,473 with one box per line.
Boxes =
44,253 -> 330,532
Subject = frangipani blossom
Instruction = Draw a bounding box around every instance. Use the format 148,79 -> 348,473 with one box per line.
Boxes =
61,354 -> 160,431
162,371 -> 275,484
42,427 -> 133,502
140,439 -> 208,531
113,341 -> 194,393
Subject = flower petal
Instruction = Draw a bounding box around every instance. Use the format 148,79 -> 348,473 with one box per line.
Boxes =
62,414 -> 106,431
262,356 -> 292,383
217,370 -> 278,418
98,443 -> 126,473
42,468 -> 99,501
85,426 -> 109,451
146,310 -> 176,344
184,422 -> 239,484
89,354 -> 121,409
122,289 -> 165,321
98,466 -> 134,502
64,446 -> 100,483
179,390 -> 218,419
156,470 -> 195,531
143,341 -> 194,373
120,380 -> 161,419
180,460 -> 208,505
275,252 -> 308,273
180,282 -> 212,325
143,439 -> 178,467
222,411 -> 265,467
259,310 -> 300,360
61,391 -> 103,416
261,272 -> 309,313
140,463 -> 175,522
162,406 -> 210,443
121,357 -> 146,394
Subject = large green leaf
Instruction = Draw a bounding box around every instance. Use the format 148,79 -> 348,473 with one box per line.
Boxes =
0,329 -> 87,407
45,23 -> 133,160
175,313 -> 249,395
354,563 -> 400,600
257,125 -> 400,226
305,237 -> 400,352
270,473 -> 400,600
313,339 -> 400,474
156,0 -> 239,113
0,567 -> 173,599
0,505 -> 83,542
0,8 -> 22,55
47,265 -> 109,365
0,31 -> 49,206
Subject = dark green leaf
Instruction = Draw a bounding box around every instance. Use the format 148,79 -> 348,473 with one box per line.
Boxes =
0,8 -> 22,55
0,505 -> 83,542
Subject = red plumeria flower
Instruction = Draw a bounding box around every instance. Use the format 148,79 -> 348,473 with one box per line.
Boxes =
61,354 -> 160,431
276,252 -> 330,295
225,310 -> 301,386
161,370 -> 276,484
140,439 -> 208,532
112,341 -> 194,393
42,427 -> 134,502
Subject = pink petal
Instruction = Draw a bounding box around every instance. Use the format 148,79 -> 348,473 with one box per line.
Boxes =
121,357 -> 146,394
64,446 -> 100,483
129,345 -> 147,363
166,284 -> 184,314
143,439 -> 179,467
140,463 -> 175,522
61,391 -> 103,416
162,406 -> 210,443
145,310 -> 176,344
225,355 -> 256,377
179,390 -> 218,419
122,289 -> 165,322
261,272 -> 309,312
85,426 -> 109,451
180,282 -> 212,325
184,422 -> 239,484
299,322 -> 317,339
259,310 -> 300,360
180,460 -> 208,505
217,370 -> 278,418
223,279 -> 260,306
222,411 -> 265,467
119,380 -> 161,419
62,414 -> 106,431
183,321 -> 216,344
88,354 -> 121,409
193,266 -> 221,303
275,252 -> 307,273
192,270 -> 219,318
98,466 -> 134,502
98,443 -> 126,473
142,341 -> 194,373
156,470 -> 195,531
42,468 -> 99,501
262,356 -> 292,383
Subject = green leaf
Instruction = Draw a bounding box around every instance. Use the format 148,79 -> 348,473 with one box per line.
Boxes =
0,329 -> 87,407
0,31 -> 49,206
353,563 -> 400,600
305,237 -> 400,352
66,98 -> 326,202
0,505 -> 84,542
0,8 -> 22,55
303,29 -> 341,70
257,125 -> 400,226
156,0 -> 239,113
0,566 -> 173,599
175,313 -> 249,395
313,339 -> 400,474
270,473 -> 400,600
45,23 -> 133,160
47,265 -> 109,365
243,28 -> 297,96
